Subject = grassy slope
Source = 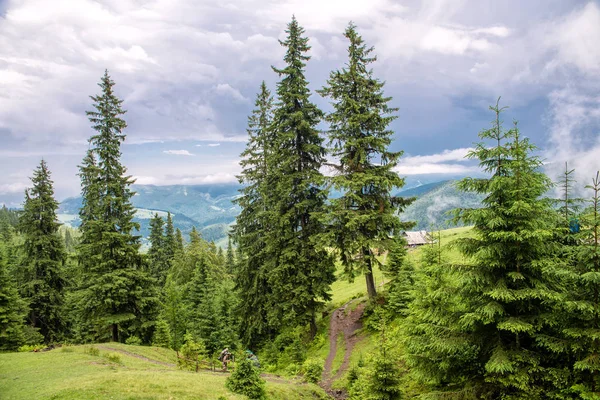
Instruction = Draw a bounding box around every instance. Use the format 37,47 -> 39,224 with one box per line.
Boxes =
310,226 -> 474,389
0,343 -> 327,400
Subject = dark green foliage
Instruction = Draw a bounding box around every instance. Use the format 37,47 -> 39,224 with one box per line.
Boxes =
384,236 -> 414,316
447,100 -> 560,397
563,172 -> 600,397
152,317 -> 172,348
401,232 -> 476,393
0,206 -> 19,242
226,236 -> 235,275
318,22 -> 413,298
233,81 -> 277,346
161,276 -> 187,350
19,160 -> 67,343
226,354 -> 267,399
148,213 -> 169,285
0,242 -> 26,351
76,70 -> 158,343
302,358 -> 324,383
266,16 -> 335,339
165,213 -> 176,262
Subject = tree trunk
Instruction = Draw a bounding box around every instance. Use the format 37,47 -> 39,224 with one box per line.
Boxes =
364,246 -> 377,298
365,263 -> 377,299
309,312 -> 317,340
112,323 -> 119,342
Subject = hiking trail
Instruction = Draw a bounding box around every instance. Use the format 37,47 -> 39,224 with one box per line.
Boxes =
321,300 -> 366,399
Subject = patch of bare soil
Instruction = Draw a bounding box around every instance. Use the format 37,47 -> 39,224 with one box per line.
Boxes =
320,300 -> 366,399
96,345 -> 176,367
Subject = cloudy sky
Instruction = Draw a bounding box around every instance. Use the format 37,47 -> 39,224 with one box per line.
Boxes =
1,0 -> 600,205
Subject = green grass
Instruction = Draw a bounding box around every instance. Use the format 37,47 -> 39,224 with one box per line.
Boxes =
330,333 -> 346,377
0,344 -> 328,400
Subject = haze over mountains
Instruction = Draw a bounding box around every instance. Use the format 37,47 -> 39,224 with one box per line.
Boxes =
25,177 -> 482,247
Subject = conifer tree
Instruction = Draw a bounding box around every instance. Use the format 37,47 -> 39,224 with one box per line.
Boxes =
226,236 -> 235,275
233,81 -> 277,345
266,16 -> 335,338
401,232 -> 476,394
0,241 -> 26,351
165,212 -> 176,262
449,100 -> 559,397
19,160 -> 67,342
77,70 -> 158,343
383,235 -> 414,316
175,228 -> 184,254
564,172 -> 600,396
318,23 -> 413,298
148,213 -> 169,285
161,276 -> 187,350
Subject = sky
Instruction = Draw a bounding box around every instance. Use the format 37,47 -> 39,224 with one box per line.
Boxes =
1,0 -> 600,206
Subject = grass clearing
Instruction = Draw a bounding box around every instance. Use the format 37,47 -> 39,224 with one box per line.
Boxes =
0,344 -> 327,400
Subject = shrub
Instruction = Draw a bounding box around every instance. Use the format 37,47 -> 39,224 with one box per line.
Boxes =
285,363 -> 300,377
302,358 -> 324,383
105,352 -> 122,364
152,318 -> 172,349
177,333 -> 207,372
125,336 -> 142,346
226,356 -> 266,399
84,346 -> 100,356
17,344 -> 44,352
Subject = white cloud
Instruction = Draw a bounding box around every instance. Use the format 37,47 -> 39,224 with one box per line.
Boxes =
163,150 -> 195,156
207,143 -> 221,147
214,83 -> 247,102
0,182 -> 28,195
394,148 -> 478,175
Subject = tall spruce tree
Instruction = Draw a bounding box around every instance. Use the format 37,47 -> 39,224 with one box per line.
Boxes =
148,213 -> 169,286
19,160 -> 67,342
77,70 -> 157,343
564,172 -> 600,397
267,16 -> 335,337
0,241 -> 26,351
165,212 -> 176,262
233,81 -> 277,345
318,23 -> 413,298
449,100 -> 560,398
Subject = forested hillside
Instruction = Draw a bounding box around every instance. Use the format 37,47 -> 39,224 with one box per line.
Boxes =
2,14 -> 600,400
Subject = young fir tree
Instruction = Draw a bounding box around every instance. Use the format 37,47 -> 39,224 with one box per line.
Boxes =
161,275 -> 187,350
233,81 -> 277,346
401,231 -> 477,395
19,160 -> 67,343
266,16 -> 335,338
226,236 -> 235,275
77,70 -> 158,343
148,213 -> 169,286
226,354 -> 267,400
0,241 -> 26,351
318,23 -> 414,298
450,101 -> 560,398
165,212 -> 176,262
564,172 -> 600,397
383,235 -> 414,316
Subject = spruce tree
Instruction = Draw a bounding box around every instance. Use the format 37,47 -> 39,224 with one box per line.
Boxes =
77,70 -> 158,343
233,81 -> 277,345
165,212 -> 176,262
19,160 -> 67,342
564,172 -> 600,396
318,23 -> 413,298
266,16 -> 335,338
449,101 -> 559,397
0,241 -> 26,351
148,213 -> 169,285
226,236 -> 235,275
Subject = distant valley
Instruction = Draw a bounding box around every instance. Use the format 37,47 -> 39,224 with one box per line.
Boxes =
52,179 -> 482,247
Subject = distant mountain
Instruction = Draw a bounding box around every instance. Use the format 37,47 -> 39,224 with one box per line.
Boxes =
399,180 -> 484,230
58,183 -> 242,247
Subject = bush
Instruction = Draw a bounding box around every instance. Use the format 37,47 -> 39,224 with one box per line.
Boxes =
284,363 -> 300,377
105,352 -> 122,364
21,325 -> 44,346
302,358 -> 324,383
17,344 -> 44,352
84,346 -> 100,356
152,318 -> 172,349
226,356 -> 266,399
125,336 -> 142,346
177,333 -> 207,372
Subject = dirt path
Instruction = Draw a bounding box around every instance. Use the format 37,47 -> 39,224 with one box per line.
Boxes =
96,345 -> 176,367
320,300 -> 366,399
